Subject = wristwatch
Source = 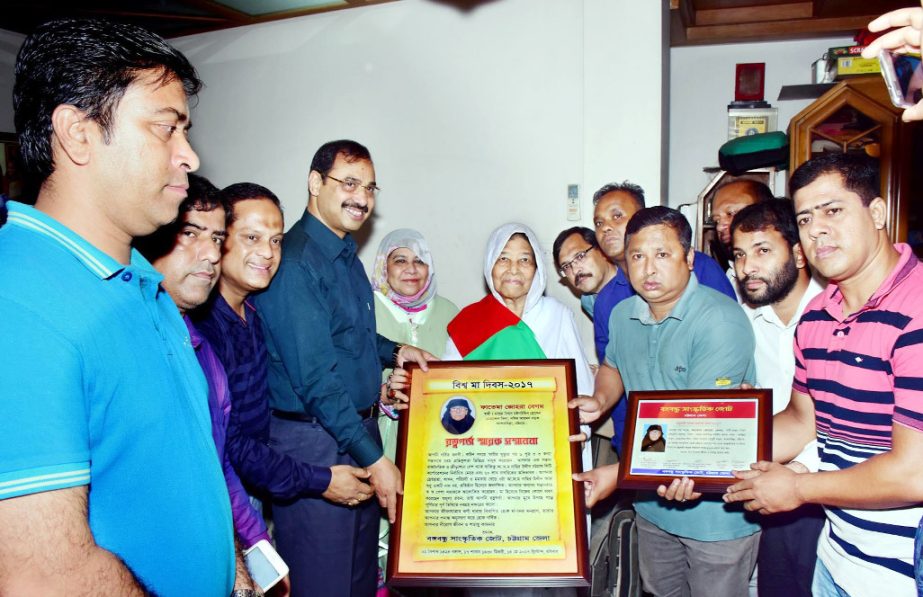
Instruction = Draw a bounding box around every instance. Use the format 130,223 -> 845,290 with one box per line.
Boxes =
229,590 -> 261,597
391,343 -> 405,367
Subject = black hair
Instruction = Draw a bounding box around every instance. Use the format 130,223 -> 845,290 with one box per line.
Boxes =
624,206 -> 692,254
592,181 -> 646,209
715,179 -> 774,204
789,153 -> 880,206
13,18 -> 202,185
219,182 -> 282,224
135,173 -> 222,262
309,139 -> 372,181
552,226 -> 597,267
730,199 -> 800,249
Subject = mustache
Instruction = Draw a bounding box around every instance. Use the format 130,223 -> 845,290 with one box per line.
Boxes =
742,274 -> 768,285
342,201 -> 369,214
575,273 -> 591,284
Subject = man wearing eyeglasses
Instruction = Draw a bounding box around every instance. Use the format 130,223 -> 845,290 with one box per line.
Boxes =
255,139 -> 434,596
552,226 -> 617,319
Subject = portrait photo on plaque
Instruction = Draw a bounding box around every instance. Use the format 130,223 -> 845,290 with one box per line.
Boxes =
618,389 -> 772,493
388,359 -> 589,588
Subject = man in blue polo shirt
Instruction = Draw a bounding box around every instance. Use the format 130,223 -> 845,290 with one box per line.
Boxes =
0,19 -> 234,594
574,207 -> 758,596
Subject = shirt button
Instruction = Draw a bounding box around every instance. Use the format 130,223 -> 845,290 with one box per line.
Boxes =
121,272 -> 133,282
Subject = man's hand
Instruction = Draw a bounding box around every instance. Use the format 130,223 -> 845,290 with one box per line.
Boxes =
367,456 -> 403,523
573,464 -> 620,508
723,461 -> 805,514
568,395 -> 605,425
656,477 -> 702,503
383,368 -> 412,410
268,574 -> 290,597
862,5 -> 923,121
396,345 -> 437,371
322,465 -> 372,507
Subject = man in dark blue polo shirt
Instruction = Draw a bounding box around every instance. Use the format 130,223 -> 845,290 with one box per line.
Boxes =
255,140 -> 432,596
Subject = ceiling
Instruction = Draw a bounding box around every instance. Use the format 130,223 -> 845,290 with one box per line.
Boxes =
0,0 -> 404,39
671,0 -> 915,46
0,0 -> 912,43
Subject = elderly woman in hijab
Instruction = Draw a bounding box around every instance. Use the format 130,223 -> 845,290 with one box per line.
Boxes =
441,396 -> 475,435
445,223 -> 593,597
444,223 -> 593,395
641,424 -> 666,452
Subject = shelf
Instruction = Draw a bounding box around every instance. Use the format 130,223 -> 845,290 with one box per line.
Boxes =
777,83 -> 836,101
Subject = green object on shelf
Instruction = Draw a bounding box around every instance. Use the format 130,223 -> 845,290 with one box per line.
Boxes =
718,131 -> 789,175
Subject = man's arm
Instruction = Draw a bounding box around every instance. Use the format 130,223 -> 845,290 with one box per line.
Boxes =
726,423 -> 923,513
233,537 -> 258,592
0,487 -> 148,594
727,321 -> 923,512
569,361 -> 624,425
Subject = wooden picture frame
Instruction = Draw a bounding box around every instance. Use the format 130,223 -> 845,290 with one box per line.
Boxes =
618,389 -> 772,493
388,359 -> 590,588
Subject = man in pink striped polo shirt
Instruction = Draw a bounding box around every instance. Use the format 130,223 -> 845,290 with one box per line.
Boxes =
724,152 -> 923,596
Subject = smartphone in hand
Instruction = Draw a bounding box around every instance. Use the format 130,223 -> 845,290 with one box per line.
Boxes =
879,50 -> 923,109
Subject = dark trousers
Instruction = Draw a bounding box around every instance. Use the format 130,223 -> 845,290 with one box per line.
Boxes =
270,416 -> 380,597
757,504 -> 826,597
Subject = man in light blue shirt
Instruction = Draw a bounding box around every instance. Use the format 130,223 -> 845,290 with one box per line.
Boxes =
574,206 -> 759,596
0,19 -> 234,594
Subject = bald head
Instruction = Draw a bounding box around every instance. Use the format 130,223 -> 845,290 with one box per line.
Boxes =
712,180 -> 773,248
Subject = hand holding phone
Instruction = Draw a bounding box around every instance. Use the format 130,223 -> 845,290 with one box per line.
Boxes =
862,5 -> 923,121
879,50 -> 923,109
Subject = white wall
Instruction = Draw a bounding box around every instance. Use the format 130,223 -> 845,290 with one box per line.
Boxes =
668,35 -> 852,219
172,0 -> 668,361
0,29 -> 26,133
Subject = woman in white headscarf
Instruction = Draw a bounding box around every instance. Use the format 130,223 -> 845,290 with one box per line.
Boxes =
445,223 -> 593,597
444,223 -> 593,396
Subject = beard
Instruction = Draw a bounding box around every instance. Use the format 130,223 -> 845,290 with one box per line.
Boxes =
741,257 -> 799,307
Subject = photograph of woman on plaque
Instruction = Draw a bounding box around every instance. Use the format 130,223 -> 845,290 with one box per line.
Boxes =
441,396 -> 476,435
641,424 -> 667,453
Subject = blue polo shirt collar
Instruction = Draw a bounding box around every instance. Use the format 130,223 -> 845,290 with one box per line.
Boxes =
631,272 -> 700,325
7,201 -> 163,285
298,210 -> 356,262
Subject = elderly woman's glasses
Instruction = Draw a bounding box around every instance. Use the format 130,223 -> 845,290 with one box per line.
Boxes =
326,175 -> 381,198
558,246 -> 595,276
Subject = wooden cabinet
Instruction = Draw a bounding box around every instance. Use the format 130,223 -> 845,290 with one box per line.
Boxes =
788,75 -> 921,252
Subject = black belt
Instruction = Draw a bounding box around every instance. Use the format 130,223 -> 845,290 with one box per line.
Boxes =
272,405 -> 376,423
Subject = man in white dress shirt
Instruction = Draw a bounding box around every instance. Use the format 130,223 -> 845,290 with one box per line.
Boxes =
730,199 -> 824,597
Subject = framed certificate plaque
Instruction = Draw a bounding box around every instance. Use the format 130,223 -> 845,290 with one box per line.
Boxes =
618,389 -> 773,493
388,360 -> 590,588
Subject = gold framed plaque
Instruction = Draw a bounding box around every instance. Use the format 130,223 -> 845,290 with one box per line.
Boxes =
388,359 -> 590,588
618,389 -> 773,493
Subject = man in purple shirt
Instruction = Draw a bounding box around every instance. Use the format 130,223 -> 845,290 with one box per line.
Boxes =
196,183 -> 372,506
137,176 -> 265,589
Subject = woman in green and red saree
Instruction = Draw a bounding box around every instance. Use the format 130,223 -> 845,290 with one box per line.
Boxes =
443,222 -> 594,398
